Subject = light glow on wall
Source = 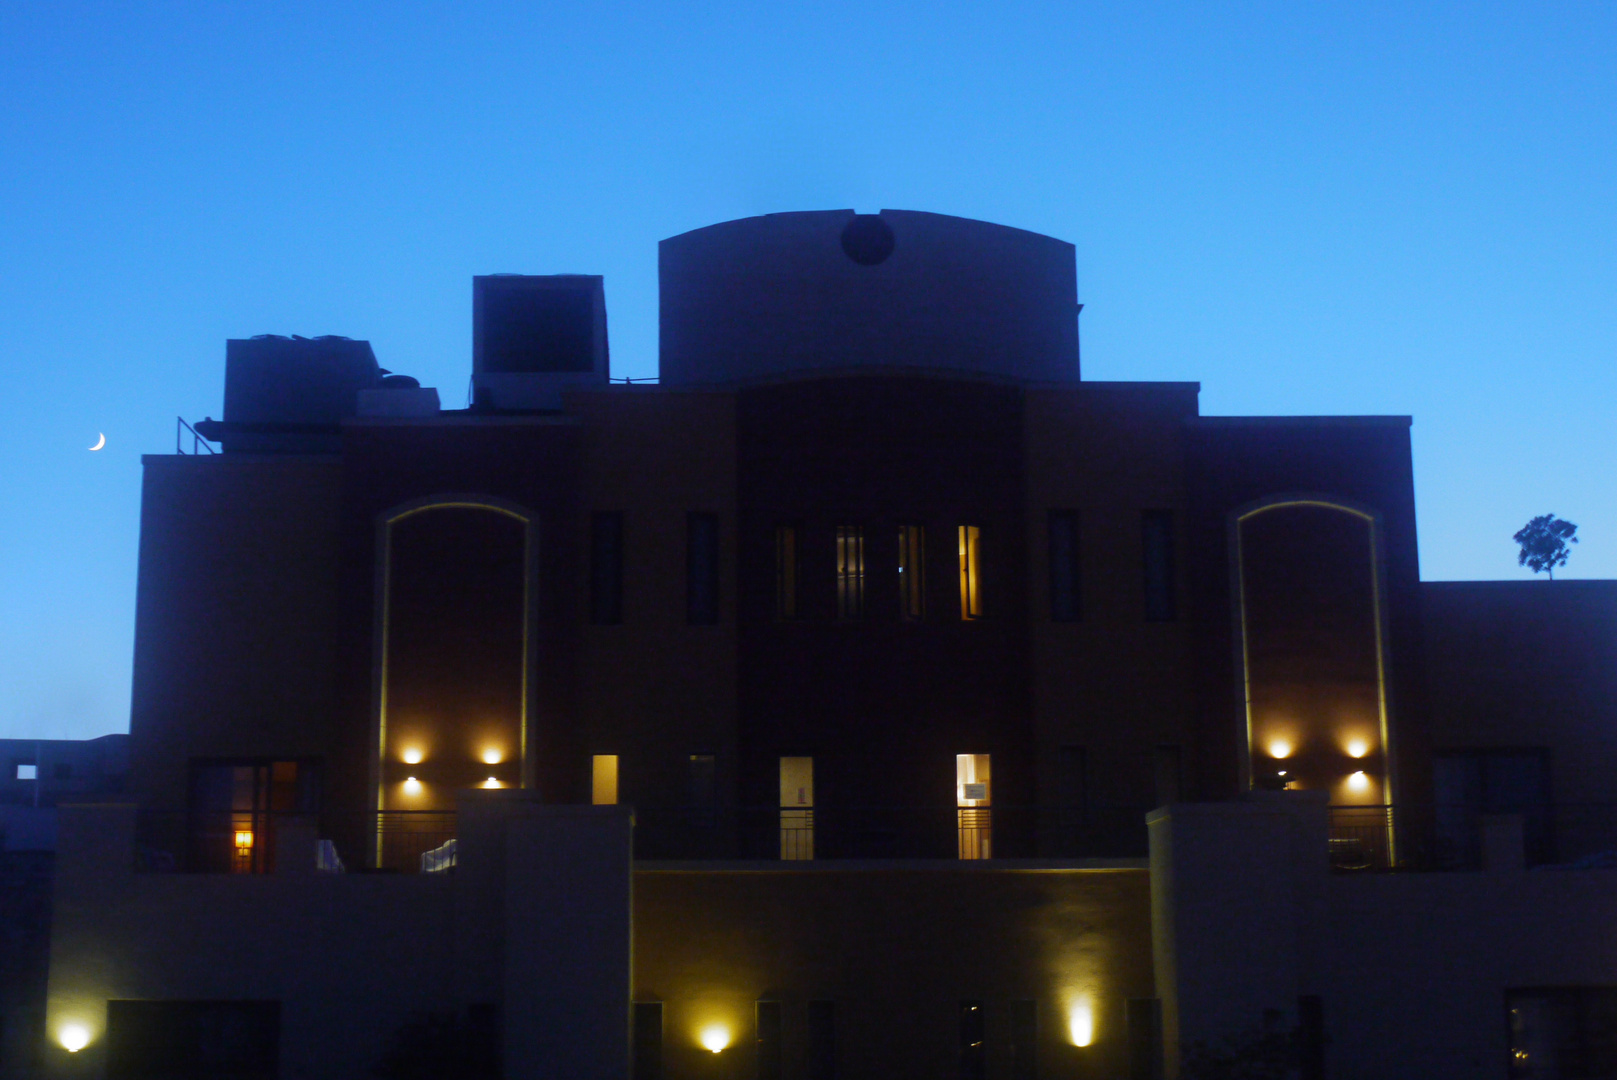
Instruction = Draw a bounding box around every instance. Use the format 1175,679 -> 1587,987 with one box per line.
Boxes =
1068,1001 -> 1094,1047
403,777 -> 422,796
401,747 -> 423,765
1268,739 -> 1293,759
482,748 -> 503,765
698,1025 -> 730,1053
1347,770 -> 1370,793
483,776 -> 502,789
1346,739 -> 1369,759
58,1024 -> 90,1053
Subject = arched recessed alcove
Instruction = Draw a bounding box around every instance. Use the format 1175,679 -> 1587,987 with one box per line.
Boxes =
1235,499 -> 1391,807
374,499 -> 534,841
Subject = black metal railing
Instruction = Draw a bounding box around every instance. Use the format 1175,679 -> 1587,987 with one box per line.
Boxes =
175,416 -> 218,455
135,811 -> 457,874
1328,803 -> 1617,872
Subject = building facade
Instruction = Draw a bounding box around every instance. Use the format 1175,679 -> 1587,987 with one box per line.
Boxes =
23,210 -> 1617,1080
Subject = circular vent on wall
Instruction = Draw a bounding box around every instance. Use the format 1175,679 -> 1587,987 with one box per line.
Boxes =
840,214 -> 896,266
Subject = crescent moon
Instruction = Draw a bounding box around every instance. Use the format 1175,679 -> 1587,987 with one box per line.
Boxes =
89,433 -> 105,451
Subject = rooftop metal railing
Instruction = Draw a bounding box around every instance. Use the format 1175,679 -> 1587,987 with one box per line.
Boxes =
175,416 -> 218,455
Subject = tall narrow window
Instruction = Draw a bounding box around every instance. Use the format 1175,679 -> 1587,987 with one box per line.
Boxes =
779,756 -> 814,860
958,525 -> 983,620
592,755 -> 619,805
1010,1000 -> 1038,1080
898,524 -> 926,621
688,753 -> 717,807
775,524 -> 800,620
1048,510 -> 1081,622
836,526 -> 865,620
1141,510 -> 1176,622
687,512 -> 719,625
590,512 -> 624,625
807,1001 -> 836,1080
756,1000 -> 783,1080
956,754 -> 992,860
959,1001 -> 987,1080
632,1002 -> 663,1080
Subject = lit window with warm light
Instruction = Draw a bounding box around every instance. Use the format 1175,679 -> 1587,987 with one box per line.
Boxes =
956,754 -> 992,860
592,755 -> 619,805
958,525 -> 982,620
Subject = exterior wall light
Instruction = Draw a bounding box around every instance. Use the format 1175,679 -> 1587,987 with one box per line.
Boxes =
234,830 -> 254,850
1267,740 -> 1292,759
482,777 -> 502,789
1347,770 -> 1371,793
1346,739 -> 1369,759
699,1025 -> 730,1053
482,748 -> 503,765
403,777 -> 422,796
1068,1002 -> 1094,1047
401,748 -> 423,765
59,1024 -> 90,1053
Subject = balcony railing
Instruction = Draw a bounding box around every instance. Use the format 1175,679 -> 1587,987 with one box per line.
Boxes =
135,811 -> 457,874
1328,803 -> 1617,872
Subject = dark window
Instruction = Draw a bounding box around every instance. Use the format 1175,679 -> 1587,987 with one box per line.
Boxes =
1508,987 -> 1617,1079
106,1000 -> 280,1080
756,1000 -> 782,1080
1126,998 -> 1163,1080
590,512 -> 624,625
1010,1000 -> 1037,1080
959,1001 -> 986,1080
898,525 -> 926,621
689,754 -> 717,808
775,524 -> 800,620
687,513 -> 719,624
807,1001 -> 835,1080
1048,510 -> 1081,622
836,526 -> 865,620
1155,745 -> 1183,807
632,1002 -> 663,1080
1435,749 -> 1553,865
1141,510 -> 1176,622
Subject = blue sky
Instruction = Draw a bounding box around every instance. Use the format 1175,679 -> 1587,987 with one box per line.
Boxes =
2,2 -> 1614,739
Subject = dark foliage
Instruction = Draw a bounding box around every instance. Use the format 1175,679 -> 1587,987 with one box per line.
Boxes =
1514,514 -> 1578,579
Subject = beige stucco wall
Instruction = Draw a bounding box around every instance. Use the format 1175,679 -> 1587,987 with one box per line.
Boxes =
634,862 -> 1155,1080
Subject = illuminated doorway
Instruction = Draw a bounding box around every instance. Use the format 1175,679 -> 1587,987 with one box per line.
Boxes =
779,756 -> 814,860
956,754 -> 991,859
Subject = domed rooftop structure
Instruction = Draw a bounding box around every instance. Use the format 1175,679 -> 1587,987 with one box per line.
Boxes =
658,209 -> 1081,387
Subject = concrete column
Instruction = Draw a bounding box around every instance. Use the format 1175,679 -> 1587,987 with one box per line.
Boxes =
1148,795 -> 1328,1077
502,804 -> 633,1080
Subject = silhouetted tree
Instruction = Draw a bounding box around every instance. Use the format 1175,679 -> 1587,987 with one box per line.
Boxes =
1514,514 -> 1578,579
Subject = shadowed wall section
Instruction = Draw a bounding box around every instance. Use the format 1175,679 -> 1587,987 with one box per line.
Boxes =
380,505 -> 528,812
1238,503 -> 1388,803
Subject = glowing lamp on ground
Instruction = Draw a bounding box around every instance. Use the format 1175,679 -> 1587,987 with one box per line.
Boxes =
1346,739 -> 1369,759
403,777 -> 422,797
482,748 -> 503,765
699,1025 -> 730,1053
59,1024 -> 90,1053
401,747 -> 423,765
1068,1002 -> 1094,1047
1347,770 -> 1371,793
1268,740 -> 1292,759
